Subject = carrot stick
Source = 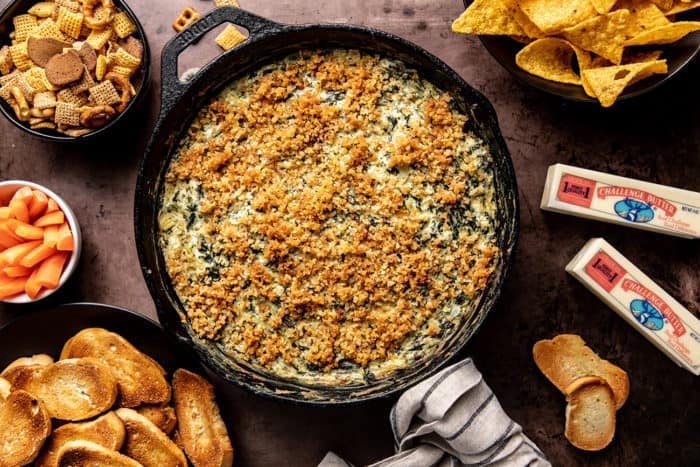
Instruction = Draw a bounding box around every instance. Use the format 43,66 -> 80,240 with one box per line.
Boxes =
0,276 -> 27,299
45,198 -> 60,213
10,186 -> 34,205
19,243 -> 57,268
28,190 -> 49,221
33,210 -> 64,228
43,224 -> 59,248
0,224 -> 22,249
2,265 -> 32,278
56,223 -> 74,251
24,268 -> 42,299
0,240 -> 41,266
8,199 -> 30,223
7,219 -> 45,241
36,252 -> 68,289
0,206 -> 10,220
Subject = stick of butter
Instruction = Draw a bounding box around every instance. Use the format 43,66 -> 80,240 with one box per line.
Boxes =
566,238 -> 700,375
541,164 -> 700,239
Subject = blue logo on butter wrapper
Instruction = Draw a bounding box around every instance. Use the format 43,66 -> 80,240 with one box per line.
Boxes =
630,299 -> 664,331
614,198 -> 654,223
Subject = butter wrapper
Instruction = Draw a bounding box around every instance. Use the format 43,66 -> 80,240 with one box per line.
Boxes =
541,164 -> 700,239
567,238 -> 700,376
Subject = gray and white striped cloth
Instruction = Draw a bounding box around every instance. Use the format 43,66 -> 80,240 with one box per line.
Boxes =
319,358 -> 551,467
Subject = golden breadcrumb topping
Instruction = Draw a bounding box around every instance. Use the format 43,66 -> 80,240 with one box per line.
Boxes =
159,49 -> 499,385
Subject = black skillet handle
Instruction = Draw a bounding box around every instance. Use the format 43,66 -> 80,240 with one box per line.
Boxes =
160,7 -> 282,110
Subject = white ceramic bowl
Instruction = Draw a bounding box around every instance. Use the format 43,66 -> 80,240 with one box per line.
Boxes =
0,180 -> 82,303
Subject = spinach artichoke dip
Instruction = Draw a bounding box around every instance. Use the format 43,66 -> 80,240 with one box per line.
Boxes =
158,49 -> 499,385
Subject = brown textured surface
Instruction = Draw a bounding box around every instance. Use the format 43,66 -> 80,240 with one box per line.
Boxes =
0,1 -> 698,466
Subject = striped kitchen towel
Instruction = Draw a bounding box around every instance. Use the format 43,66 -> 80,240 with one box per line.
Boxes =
319,358 -> 551,467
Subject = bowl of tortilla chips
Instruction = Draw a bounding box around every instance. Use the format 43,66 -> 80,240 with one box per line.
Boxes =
454,0 -> 700,107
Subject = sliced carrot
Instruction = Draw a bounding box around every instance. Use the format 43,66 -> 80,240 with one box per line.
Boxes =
0,240 -> 42,266
3,265 -> 32,278
0,206 -> 10,220
10,186 -> 34,205
0,223 -> 22,249
43,224 -> 60,248
0,275 -> 27,299
7,219 -> 45,240
28,190 -> 49,221
46,198 -> 60,213
33,210 -> 64,228
8,199 -> 30,223
24,268 -> 42,299
19,243 -> 57,268
36,251 -> 68,289
56,223 -> 74,251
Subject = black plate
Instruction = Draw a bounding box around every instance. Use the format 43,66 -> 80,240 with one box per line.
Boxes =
0,303 -> 191,375
135,7 -> 519,405
461,0 -> 700,103
0,0 -> 152,142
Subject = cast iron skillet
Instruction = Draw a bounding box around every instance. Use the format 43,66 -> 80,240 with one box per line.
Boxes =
0,0 -> 151,142
135,7 -> 519,405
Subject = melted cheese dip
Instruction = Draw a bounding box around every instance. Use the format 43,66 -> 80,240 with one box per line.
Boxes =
159,49 -> 499,385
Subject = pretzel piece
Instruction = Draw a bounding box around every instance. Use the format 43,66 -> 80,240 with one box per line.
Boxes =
0,46 -> 13,75
79,104 -> 115,128
104,71 -> 131,112
172,7 -> 201,32
83,0 -> 115,30
10,86 -> 31,121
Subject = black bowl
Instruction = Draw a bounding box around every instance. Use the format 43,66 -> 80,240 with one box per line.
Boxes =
461,0 -> 700,103
135,8 -> 519,405
0,0 -> 151,141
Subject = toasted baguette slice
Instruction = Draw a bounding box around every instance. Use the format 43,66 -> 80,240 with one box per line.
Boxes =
172,368 -> 233,467
61,328 -> 170,407
2,353 -> 54,374
56,440 -> 144,467
1,363 -> 47,389
36,411 -> 126,467
0,376 -> 10,400
115,408 -> 187,467
136,404 -> 177,435
25,358 -> 118,420
0,389 -> 52,467
565,379 -> 616,451
533,334 -> 629,409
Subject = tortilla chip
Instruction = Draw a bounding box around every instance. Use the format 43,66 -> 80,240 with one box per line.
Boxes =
591,0 -> 619,14
666,0 -> 700,15
500,0 -> 546,38
517,0 -> 597,33
515,38 -> 590,85
624,21 -> 700,44
622,49 -> 664,63
563,10 -> 631,64
615,0 -> 672,38
581,59 -> 667,106
452,0 -> 525,35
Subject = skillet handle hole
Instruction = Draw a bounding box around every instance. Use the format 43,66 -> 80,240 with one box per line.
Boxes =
176,22 -> 250,83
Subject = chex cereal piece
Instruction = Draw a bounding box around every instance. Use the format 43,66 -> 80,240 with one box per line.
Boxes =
70,67 -> 94,93
30,18 -> 67,42
23,67 -> 49,93
58,87 -> 87,106
112,11 -> 137,39
214,0 -> 240,6
13,75 -> 37,102
95,54 -> 107,80
9,43 -> 33,72
0,80 -> 17,103
118,36 -> 143,60
54,101 -> 80,126
53,0 -> 81,20
215,24 -> 246,50
34,91 -> 57,109
109,65 -> 135,79
172,7 -> 201,32
0,70 -> 19,86
57,6 -> 84,39
13,14 -> 38,42
86,28 -> 113,51
111,47 -> 140,69
89,80 -> 120,105
28,2 -> 55,18
0,46 -> 13,75
39,70 -> 59,91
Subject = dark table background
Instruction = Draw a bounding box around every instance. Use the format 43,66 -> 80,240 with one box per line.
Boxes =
1,1 -> 698,465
